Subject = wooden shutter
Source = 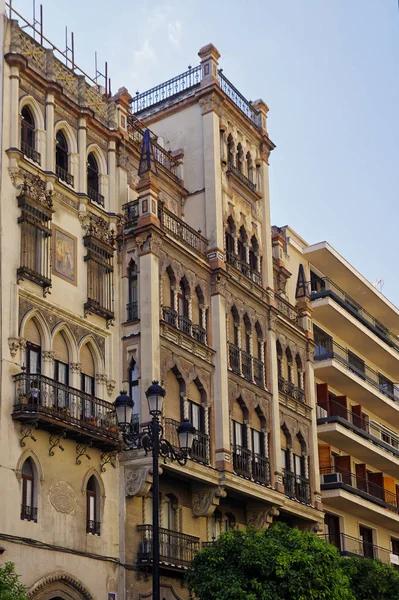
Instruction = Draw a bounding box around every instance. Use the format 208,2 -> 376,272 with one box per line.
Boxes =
384,476 -> 396,505
191,292 -> 200,326
317,383 -> 329,412
164,370 -> 181,422
368,472 -> 384,500
336,456 -> 351,485
351,404 -> 363,429
231,400 -> 244,424
80,344 -> 94,377
54,332 -> 69,363
331,395 -> 347,419
25,319 -> 41,346
355,463 -> 367,491
318,444 -> 331,470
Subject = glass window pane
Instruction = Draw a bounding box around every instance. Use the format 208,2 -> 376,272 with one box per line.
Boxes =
252,430 -> 260,454
26,480 -> 33,507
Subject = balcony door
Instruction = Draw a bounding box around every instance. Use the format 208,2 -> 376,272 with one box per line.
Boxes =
359,526 -> 374,559
313,326 -> 333,359
325,513 -> 341,550
162,495 -> 178,560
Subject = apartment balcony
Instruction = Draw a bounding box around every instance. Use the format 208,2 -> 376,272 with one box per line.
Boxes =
56,165 -> 74,187
232,444 -> 270,485
87,186 -> 105,207
123,199 -> 139,232
137,524 -> 200,570
86,519 -> 101,536
314,340 -> 399,422
165,418 -> 209,464
226,252 -> 262,286
126,301 -> 138,322
21,140 -> 41,165
21,504 -> 37,522
227,342 -> 265,388
282,470 -> 311,504
278,377 -> 305,403
320,533 -> 391,563
317,400 -> 399,478
227,162 -> 257,193
161,307 -> 208,346
320,466 -> 399,532
12,373 -> 119,450
310,277 -> 399,379
275,294 -> 304,331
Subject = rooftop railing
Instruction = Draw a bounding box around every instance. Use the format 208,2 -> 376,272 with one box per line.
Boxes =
314,339 -> 399,403
310,277 -> 399,352
218,69 -> 260,125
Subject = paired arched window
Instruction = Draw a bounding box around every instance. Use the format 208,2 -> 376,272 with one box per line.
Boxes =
21,458 -> 37,522
20,106 -> 39,163
86,475 -> 100,535
127,260 -> 138,321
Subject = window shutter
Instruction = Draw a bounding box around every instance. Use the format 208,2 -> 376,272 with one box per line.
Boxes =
335,455 -> 351,485
80,344 -> 95,376
316,383 -> 329,412
54,332 -> 69,363
25,319 -> 41,346
331,395 -> 347,418
318,444 -> 331,470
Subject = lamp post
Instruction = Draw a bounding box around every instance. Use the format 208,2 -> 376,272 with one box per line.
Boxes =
114,382 -> 195,600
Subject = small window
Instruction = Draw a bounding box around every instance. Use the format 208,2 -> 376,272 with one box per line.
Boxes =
86,475 -> 100,535
21,106 -> 35,152
127,261 -> 138,321
87,153 -> 99,193
56,131 -> 69,172
21,458 -> 37,522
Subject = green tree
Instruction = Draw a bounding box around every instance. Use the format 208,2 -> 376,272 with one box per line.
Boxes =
341,555 -> 399,600
0,562 -> 27,600
187,523 -> 354,600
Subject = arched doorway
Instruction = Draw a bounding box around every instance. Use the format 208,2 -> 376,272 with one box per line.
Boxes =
28,572 -> 94,600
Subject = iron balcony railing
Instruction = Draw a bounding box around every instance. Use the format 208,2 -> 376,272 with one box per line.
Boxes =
123,199 -> 139,228
276,295 -> 302,329
232,444 -> 252,477
131,65 -> 202,114
178,315 -> 192,336
252,453 -> 271,485
162,306 -> 178,327
226,251 -> 262,286
227,342 -> 265,387
165,417 -> 209,464
158,203 -> 208,255
21,504 -> 38,522
278,376 -> 306,403
314,339 -> 399,403
320,466 -> 399,512
227,162 -> 257,192
218,69 -> 260,126
162,307 -> 208,346
137,524 -> 200,569
21,140 -> 41,165
56,165 -> 74,187
282,470 -> 311,504
320,533 -> 391,563
310,276 -> 399,352
126,301 -> 138,322
87,186 -> 105,207
317,398 -> 399,459
86,520 -> 101,535
13,373 -> 119,448
192,324 -> 206,345
128,118 -> 181,183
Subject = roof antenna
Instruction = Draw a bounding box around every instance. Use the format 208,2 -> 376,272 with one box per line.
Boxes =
373,278 -> 384,292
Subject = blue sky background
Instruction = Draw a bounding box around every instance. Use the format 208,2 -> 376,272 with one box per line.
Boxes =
10,0 -> 399,304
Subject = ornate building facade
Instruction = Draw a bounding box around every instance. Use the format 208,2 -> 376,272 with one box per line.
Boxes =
1,6 -> 398,600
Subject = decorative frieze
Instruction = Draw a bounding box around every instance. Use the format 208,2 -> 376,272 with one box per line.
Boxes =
192,485 -> 226,517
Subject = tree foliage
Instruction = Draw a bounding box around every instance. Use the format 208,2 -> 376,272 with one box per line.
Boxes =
0,562 -> 27,600
186,523 -> 354,600
341,555 -> 399,600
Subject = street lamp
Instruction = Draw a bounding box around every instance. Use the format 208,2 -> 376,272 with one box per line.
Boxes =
114,382 -> 195,600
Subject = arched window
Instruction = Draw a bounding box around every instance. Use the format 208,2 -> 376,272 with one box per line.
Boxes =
86,475 -> 100,535
188,379 -> 208,462
286,348 -> 293,384
251,407 -> 268,484
162,494 -> 177,531
249,236 -> 259,273
238,226 -> 247,269
296,354 -> 304,400
127,260 -> 138,321
24,318 -> 42,406
21,106 -> 38,162
80,344 -> 95,420
276,341 -> 283,381
236,143 -> 243,173
225,216 -> 236,266
231,398 -> 250,476
242,314 -> 252,381
246,151 -> 253,182
178,278 -> 191,335
87,153 -> 104,206
21,458 -> 37,522
228,307 -> 240,374
254,322 -> 265,387
56,131 -> 73,185
162,267 -> 177,326
227,133 -> 235,166
129,359 -> 140,433
192,286 -> 206,344
53,332 -> 69,409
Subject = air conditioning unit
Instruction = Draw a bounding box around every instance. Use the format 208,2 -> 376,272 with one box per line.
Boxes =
316,405 -> 328,420
390,553 -> 399,566
321,473 -> 342,485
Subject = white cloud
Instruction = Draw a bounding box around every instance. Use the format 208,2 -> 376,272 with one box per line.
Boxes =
134,39 -> 158,66
168,20 -> 182,48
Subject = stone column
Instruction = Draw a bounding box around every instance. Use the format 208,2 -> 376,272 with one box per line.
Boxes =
45,91 -> 55,172
77,117 -> 87,194
267,325 -> 284,492
108,139 -> 117,213
9,62 -> 20,149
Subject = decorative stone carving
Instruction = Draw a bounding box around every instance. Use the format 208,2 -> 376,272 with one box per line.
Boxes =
70,362 -> 82,373
192,485 -> 227,518
136,232 -> 162,256
79,211 -> 115,248
199,93 -> 223,116
125,465 -> 154,497
106,379 -> 116,397
247,506 -> 280,530
28,572 -> 94,600
49,481 -> 76,514
42,350 -> 55,363
210,272 -> 228,296
18,174 -> 54,210
8,337 -> 21,357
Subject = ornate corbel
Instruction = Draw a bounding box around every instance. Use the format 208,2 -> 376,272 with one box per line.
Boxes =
49,431 -> 66,456
247,506 -> 280,530
192,485 -> 227,518
8,337 -> 21,358
106,379 -> 116,397
100,450 -> 118,472
125,465 -> 155,497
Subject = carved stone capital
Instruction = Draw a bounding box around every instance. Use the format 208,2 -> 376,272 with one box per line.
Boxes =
247,506 -> 280,530
136,232 -> 162,256
210,271 -> 228,297
192,485 -> 227,518
106,379 -> 116,397
70,362 -> 82,373
42,350 -> 55,363
95,373 -> 108,384
125,465 -> 153,497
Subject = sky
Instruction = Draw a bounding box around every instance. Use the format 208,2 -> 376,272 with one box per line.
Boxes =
9,0 -> 399,305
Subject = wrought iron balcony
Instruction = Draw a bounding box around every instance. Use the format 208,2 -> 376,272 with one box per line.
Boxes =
227,162 -> 256,192
320,466 -> 398,512
87,186 -> 105,207
228,342 -> 265,388
278,377 -> 306,403
165,418 -> 209,464
12,373 -> 119,450
252,454 -> 271,485
123,199 -> 139,229
126,301 -> 138,322
162,306 -> 178,327
314,339 -> 399,403
86,519 -> 101,535
21,504 -> 37,522
162,307 -> 208,346
228,342 -> 241,375
320,533 -> 391,562
317,398 -> 399,460
241,350 -> 253,381
226,251 -> 262,286
178,315 -> 192,336
283,470 -> 311,504
232,444 -> 252,478
21,140 -> 41,165
310,276 -> 399,352
158,203 -> 208,255
137,524 -> 200,570
275,294 -> 302,329
192,324 -> 206,345
56,165 -> 74,187
253,357 -> 265,387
